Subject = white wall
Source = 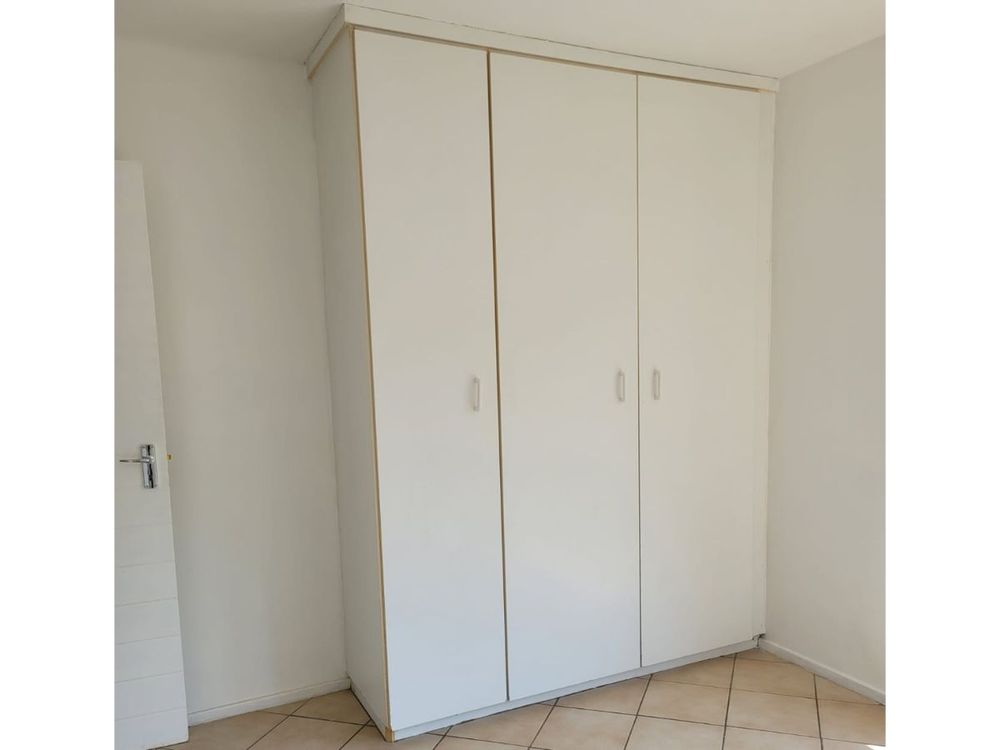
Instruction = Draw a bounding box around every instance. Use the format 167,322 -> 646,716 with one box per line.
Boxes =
115,37 -> 346,718
766,37 -> 885,696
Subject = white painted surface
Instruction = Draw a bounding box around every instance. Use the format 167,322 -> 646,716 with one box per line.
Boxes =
115,0 -> 338,62
491,52 -> 639,699
637,78 -> 766,666
767,36 -> 885,695
311,29 -> 389,731
117,0 -> 884,78
354,30 -> 507,728
115,161 -> 188,750
115,38 -> 346,718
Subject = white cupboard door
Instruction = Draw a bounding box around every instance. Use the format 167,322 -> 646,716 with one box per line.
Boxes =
354,30 -> 506,728
638,76 -> 764,665
115,162 -> 189,749
491,53 -> 639,699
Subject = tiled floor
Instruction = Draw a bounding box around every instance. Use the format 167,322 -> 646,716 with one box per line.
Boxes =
163,648 -> 884,749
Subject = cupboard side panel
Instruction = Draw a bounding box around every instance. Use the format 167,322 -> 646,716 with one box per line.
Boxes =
311,30 -> 389,728
753,91 -> 775,636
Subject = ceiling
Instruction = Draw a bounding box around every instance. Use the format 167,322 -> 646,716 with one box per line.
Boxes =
115,0 -> 885,79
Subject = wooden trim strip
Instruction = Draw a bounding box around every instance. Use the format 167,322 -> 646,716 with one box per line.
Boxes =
484,50 -> 512,703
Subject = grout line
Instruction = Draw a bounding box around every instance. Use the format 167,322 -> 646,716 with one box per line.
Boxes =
721,654 -> 736,749
553,703 -> 640,717
287,714 -> 368,726
726,685 -> 825,701
722,725 -> 824,741
814,674 -> 824,749
337,723 -> 368,750
245,714 -> 291,750
636,716 -> 725,729
553,705 -> 643,717
450,738 -> 531,749
447,734 -> 530,749
637,712 -> 819,736
527,702 -> 557,749
623,674 -> 653,749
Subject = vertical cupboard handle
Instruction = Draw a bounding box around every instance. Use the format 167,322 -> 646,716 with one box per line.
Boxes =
617,370 -> 626,402
472,376 -> 481,412
653,369 -> 661,400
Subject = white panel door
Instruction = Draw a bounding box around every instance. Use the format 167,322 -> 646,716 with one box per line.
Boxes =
115,161 -> 189,749
638,76 -> 764,665
491,53 -> 639,699
354,30 -> 506,729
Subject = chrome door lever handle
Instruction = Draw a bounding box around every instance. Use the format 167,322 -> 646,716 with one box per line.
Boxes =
117,444 -> 157,489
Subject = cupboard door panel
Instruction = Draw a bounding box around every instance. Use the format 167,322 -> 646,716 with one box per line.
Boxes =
638,75 -> 764,664
491,52 -> 640,699
355,30 -> 505,728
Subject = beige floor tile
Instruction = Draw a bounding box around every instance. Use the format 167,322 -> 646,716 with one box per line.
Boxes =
166,711 -> 284,749
558,677 -> 649,714
264,700 -> 307,715
726,690 -> 818,737
638,681 -> 729,725
294,690 -> 371,724
447,703 -> 551,746
342,726 -> 440,748
724,727 -> 821,749
818,701 -> 885,745
253,716 -> 361,749
652,656 -> 734,688
732,660 -> 815,698
436,738 -> 524,750
428,725 -> 450,735
823,740 -> 885,749
737,648 -> 784,662
815,677 -> 878,705
533,706 -> 635,750
626,716 -> 723,750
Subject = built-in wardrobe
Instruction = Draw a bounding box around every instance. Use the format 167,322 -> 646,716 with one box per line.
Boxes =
312,12 -> 773,740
